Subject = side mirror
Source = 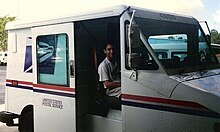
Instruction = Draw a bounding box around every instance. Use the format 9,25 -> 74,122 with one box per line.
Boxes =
127,53 -> 141,69
126,24 -> 142,70
130,24 -> 141,48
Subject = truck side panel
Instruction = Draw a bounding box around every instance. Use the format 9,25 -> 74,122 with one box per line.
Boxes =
6,28 -> 33,114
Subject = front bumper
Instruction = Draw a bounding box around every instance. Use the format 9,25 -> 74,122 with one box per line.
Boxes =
0,111 -> 19,126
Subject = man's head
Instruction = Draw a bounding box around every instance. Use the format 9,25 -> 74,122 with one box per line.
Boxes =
104,43 -> 114,60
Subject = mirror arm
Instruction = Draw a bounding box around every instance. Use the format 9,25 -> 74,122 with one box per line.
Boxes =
204,21 -> 211,43
204,21 -> 211,35
199,21 -> 211,43
128,10 -> 136,69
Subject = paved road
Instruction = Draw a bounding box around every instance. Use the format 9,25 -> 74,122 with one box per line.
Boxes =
0,66 -> 18,132
0,66 -> 6,105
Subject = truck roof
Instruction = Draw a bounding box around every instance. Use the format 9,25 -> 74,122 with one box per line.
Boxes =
6,5 -> 197,30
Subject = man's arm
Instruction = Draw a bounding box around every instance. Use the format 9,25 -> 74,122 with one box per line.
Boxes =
104,80 -> 121,89
98,61 -> 121,89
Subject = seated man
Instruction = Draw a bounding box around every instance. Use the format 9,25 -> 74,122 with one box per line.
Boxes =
98,43 -> 121,110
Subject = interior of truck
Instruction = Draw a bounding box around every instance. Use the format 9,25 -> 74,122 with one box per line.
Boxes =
74,16 -> 122,132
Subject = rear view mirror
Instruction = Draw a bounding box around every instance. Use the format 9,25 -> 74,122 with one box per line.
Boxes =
127,53 -> 141,69
130,24 -> 141,48
126,22 -> 142,70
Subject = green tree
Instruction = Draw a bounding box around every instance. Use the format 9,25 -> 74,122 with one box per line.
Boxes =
0,16 -> 16,51
211,29 -> 220,44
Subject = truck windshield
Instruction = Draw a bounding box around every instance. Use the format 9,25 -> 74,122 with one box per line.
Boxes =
134,17 -> 220,75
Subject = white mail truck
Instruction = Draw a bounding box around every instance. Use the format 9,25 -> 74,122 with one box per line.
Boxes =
0,5 -> 219,132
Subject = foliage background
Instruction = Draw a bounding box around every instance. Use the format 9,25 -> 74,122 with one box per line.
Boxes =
0,16 -> 15,51
211,29 -> 220,44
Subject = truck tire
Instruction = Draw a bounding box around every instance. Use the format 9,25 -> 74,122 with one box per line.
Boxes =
19,110 -> 33,132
